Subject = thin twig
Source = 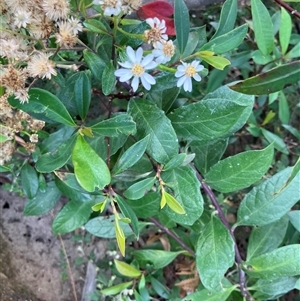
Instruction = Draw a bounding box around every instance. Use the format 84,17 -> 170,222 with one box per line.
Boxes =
148,217 -> 195,256
274,0 -> 300,19
190,164 -> 253,301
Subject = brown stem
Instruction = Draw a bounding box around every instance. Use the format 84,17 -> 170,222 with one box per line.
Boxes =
274,0 -> 300,19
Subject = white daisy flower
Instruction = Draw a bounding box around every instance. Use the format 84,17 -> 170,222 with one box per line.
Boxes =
93,0 -> 122,16
115,46 -> 158,92
13,10 -> 32,28
152,40 -> 175,64
68,16 -> 83,35
145,17 -> 168,47
175,60 -> 204,92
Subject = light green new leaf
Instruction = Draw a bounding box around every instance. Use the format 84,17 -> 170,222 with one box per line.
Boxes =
133,249 -> 184,269
123,177 -> 156,200
174,0 -> 190,54
197,52 -> 231,70
114,260 -> 141,278
288,211 -> 300,232
205,144 -> 274,193
261,128 -> 289,154
236,167 -> 300,226
196,215 -> 235,291
112,135 -> 150,175
128,99 -> 178,164
91,114 -> 136,137
101,281 -> 133,296
102,61 -> 116,95
286,41 -> 300,59
0,133 -> 8,143
21,163 -> 39,199
251,0 -> 274,55
162,190 -> 185,214
52,199 -> 95,234
115,219 -> 126,256
8,88 -> 76,126
279,92 -> 290,124
280,8 -> 292,55
169,85 -> 254,141
24,182 -> 61,216
72,135 -> 111,192
163,153 -> 187,171
247,215 -> 289,260
244,245 -> 300,279
162,166 -> 203,225
181,285 -> 236,301
74,72 -> 91,120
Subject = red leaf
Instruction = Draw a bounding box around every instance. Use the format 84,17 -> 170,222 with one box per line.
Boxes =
136,0 -> 175,36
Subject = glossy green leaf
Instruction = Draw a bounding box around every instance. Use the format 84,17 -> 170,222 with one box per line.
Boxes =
150,276 -> 170,299
162,190 -> 185,214
72,135 -> 111,192
163,153 -> 186,171
133,249 -> 184,269
230,61 -> 300,95
83,19 -> 109,35
116,195 -> 140,238
91,114 -> 136,137
280,8 -> 292,54
277,157 -> 300,192
115,219 -> 126,256
36,134 -> 77,173
279,92 -> 290,124
128,98 -> 178,164
236,167 -> 300,226
83,49 -> 106,81
101,281 -> 133,296
23,181 -> 61,216
169,86 -> 254,141
251,0 -> 274,55
123,177 -> 156,200
174,0 -> 190,54
261,128 -> 288,154
162,166 -> 203,225
102,61 -> 116,95
8,88 -> 76,126
21,163 -> 39,199
196,215 -> 235,291
114,260 -> 141,278
212,0 -> 237,38
191,139 -> 228,175
205,144 -> 274,193
74,72 -> 91,120
247,215 -> 289,260
112,135 -> 150,175
244,245 -> 300,279
52,199 -> 95,234
201,24 -> 248,54
181,285 -> 236,301
282,124 -> 300,140
288,211 -> 300,231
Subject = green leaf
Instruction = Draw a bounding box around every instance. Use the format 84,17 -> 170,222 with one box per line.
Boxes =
150,276 -> 170,299
196,215 -> 235,291
83,19 -> 109,35
114,260 -> 141,278
0,133 -> 8,143
101,281 -> 133,296
123,177 -> 156,200
181,285 -> 236,301
191,139 -> 228,175
163,153 -> 187,171
115,219 -> 126,256
162,166 -> 203,225
21,163 -> 39,199
128,99 -> 178,164
282,124 -> 300,140
91,114 -> 136,137
112,135 -> 150,175
288,211 -> 300,232
197,52 -> 231,70
230,61 -> 300,95
236,167 -> 300,226
8,88 -> 76,126
72,135 -> 111,192
115,195 -> 140,238
247,215 -> 289,260
36,134 -> 77,173
174,0 -> 190,54
286,41 -> 300,59
24,181 -> 61,216
102,61 -> 116,95
244,245 -> 300,279
83,49 -> 106,81
252,277 -> 298,300
169,85 -> 254,141
205,144 -> 274,193
251,0 -> 274,55
201,24 -> 248,54
280,8 -> 292,55
52,199 -> 95,234
279,92 -> 290,124
74,71 -> 91,120
162,190 -> 185,214
261,128 -> 288,154
277,157 -> 300,191
133,249 -> 184,269
212,0 -> 237,38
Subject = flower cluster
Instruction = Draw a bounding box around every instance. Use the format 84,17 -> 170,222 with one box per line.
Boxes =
93,0 -> 142,16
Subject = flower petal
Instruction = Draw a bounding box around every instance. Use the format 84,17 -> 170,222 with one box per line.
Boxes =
183,77 -> 192,92
141,75 -> 151,90
193,74 -> 202,82
143,72 -> 156,85
126,46 -> 136,63
131,76 -> 140,92
176,76 -> 186,87
135,47 -> 143,63
175,70 -> 185,77
118,61 -> 132,68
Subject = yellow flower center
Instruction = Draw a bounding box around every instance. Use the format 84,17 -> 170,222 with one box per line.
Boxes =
163,43 -> 175,57
144,28 -> 163,43
131,63 -> 144,76
185,65 -> 196,77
